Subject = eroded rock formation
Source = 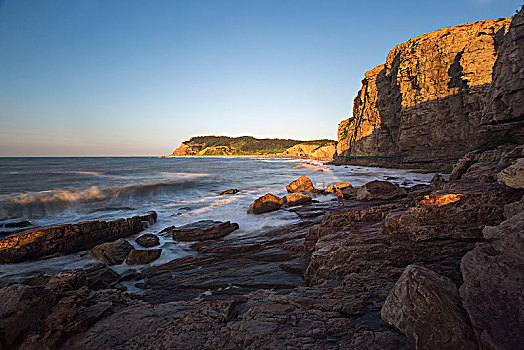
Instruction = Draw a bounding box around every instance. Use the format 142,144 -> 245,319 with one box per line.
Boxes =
335,17 -> 517,171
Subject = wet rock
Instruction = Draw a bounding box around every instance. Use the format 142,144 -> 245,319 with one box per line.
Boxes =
356,180 -> 406,201
220,188 -> 238,195
136,234 -> 160,248
460,212 -> 524,350
0,212 -> 157,264
86,265 -> 121,290
91,239 -> 135,265
0,284 -> 52,346
247,194 -> 284,214
286,175 -> 318,193
119,269 -> 145,282
1,220 -> 30,228
127,249 -> 162,265
498,158 -> 524,189
283,192 -> 311,207
325,182 -> 353,193
163,220 -> 239,241
381,264 -> 477,349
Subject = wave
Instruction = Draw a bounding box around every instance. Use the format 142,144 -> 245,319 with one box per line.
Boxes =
0,180 -> 201,219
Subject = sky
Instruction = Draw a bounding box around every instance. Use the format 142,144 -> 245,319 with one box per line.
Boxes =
0,0 -> 522,156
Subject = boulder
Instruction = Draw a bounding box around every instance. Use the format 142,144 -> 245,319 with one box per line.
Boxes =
0,284 -> 52,346
286,175 -> 317,193
504,194 -> 524,219
86,265 -> 121,290
283,193 -> 311,207
127,249 -> 162,265
356,181 -> 405,201
136,234 -> 160,248
325,182 -> 353,193
498,158 -> 524,189
247,194 -> 284,214
429,173 -> 445,189
482,210 -> 524,241
220,189 -> 238,195
381,265 -> 477,349
460,212 -> 524,350
341,187 -> 359,200
162,220 -> 239,241
91,239 -> 134,265
1,220 -> 30,228
45,269 -> 87,297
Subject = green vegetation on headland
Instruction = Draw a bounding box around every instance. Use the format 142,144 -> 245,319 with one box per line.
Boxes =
169,136 -> 336,157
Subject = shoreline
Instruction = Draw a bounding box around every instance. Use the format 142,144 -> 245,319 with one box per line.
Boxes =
155,154 -> 333,161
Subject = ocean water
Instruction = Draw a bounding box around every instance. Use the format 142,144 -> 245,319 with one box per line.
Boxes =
0,157 -> 437,283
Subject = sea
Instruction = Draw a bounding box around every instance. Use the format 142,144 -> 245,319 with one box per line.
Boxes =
0,157 -> 438,285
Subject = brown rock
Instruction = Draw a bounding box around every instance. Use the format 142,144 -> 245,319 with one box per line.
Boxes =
325,182 -> 353,193
283,192 -> 312,206
356,180 -> 405,201
91,239 -> 134,265
126,249 -> 162,265
247,194 -> 284,214
498,158 -> 524,189
135,234 -> 160,248
460,211 -> 524,350
86,265 -> 121,290
162,220 -> 239,241
0,212 -> 157,264
219,188 -> 238,195
286,175 -> 317,193
45,269 -> 87,297
381,264 -> 477,349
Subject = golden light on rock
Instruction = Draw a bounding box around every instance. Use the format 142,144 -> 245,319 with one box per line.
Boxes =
420,193 -> 465,207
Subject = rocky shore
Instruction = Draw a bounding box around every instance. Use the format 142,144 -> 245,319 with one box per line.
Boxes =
0,142 -> 522,349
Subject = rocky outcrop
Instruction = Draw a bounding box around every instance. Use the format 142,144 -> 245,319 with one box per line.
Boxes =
136,234 -> 160,248
219,189 -> 238,195
335,18 -> 513,171
91,239 -> 134,265
283,192 -> 312,206
356,180 -> 406,201
247,194 -> 284,214
162,220 -> 239,241
381,265 -> 477,349
167,136 -> 336,161
460,210 -> 524,349
286,175 -> 318,193
498,157 -> 524,188
126,249 -> 162,265
0,212 -> 157,264
325,182 -> 353,193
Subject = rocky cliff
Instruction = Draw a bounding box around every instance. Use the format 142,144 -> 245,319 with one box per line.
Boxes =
335,17 -> 521,171
167,136 -> 336,161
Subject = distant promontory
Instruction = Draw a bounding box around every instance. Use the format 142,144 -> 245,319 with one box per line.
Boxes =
164,136 -> 336,160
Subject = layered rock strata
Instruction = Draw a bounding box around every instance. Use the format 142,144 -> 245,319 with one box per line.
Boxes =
0,212 -> 157,264
335,18 -> 514,171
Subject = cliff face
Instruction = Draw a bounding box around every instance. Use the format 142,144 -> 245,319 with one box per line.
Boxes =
168,136 -> 336,161
336,18 -> 514,171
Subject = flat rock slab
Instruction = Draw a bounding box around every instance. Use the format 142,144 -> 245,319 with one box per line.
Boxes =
162,220 -> 239,241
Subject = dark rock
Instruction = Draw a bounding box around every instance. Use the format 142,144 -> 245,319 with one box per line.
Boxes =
283,193 -> 311,206
429,173 -> 445,189
381,264 -> 477,349
498,158 -> 524,189
119,269 -> 145,282
91,239 -> 134,265
460,211 -> 524,350
86,265 -> 121,290
0,212 -> 157,264
136,234 -> 160,248
286,175 -> 318,193
220,189 -> 238,195
126,249 -> 162,265
356,181 -> 406,201
162,220 -> 239,241
1,220 -> 30,228
45,269 -> 87,297
247,194 -> 284,214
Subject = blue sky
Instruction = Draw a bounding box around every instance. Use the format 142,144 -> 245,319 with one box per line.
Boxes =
0,0 -> 522,156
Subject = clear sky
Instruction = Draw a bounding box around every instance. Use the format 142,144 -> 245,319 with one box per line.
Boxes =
0,0 -> 522,156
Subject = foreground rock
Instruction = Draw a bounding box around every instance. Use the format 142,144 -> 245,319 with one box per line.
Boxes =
381,264 -> 477,349
460,210 -> 524,350
286,175 -> 318,193
0,212 -> 157,264
356,180 -> 405,201
162,220 -> 239,241
247,194 -> 284,214
498,158 -> 524,189
127,249 -> 162,265
283,192 -> 311,206
91,239 -> 135,265
136,234 -> 160,248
